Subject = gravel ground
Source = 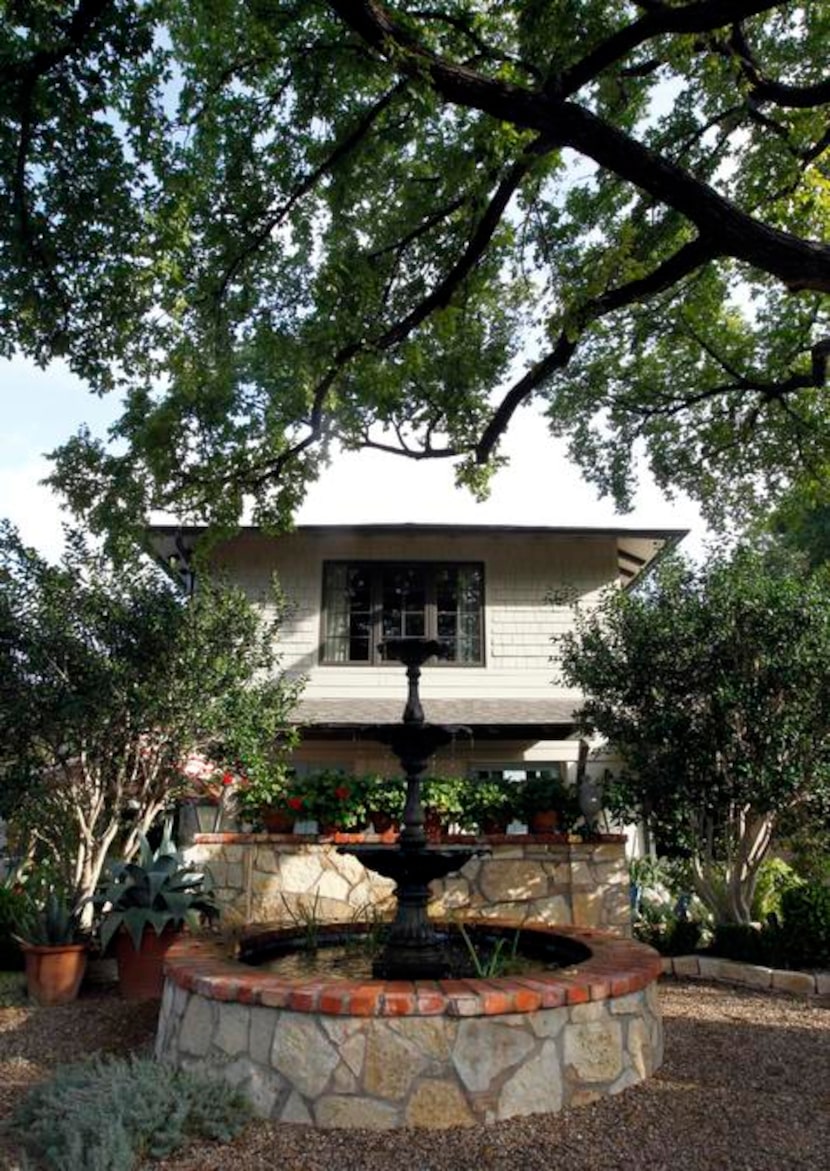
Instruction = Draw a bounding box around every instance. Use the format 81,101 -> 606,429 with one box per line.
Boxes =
0,978 -> 827,1171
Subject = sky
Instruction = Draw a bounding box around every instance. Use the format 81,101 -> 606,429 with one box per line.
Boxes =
1,353 -> 707,561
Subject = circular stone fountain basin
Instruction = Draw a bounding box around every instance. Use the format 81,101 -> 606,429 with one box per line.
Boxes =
156,921 -> 663,1129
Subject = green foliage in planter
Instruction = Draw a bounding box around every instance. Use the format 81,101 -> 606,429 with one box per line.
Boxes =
234,762 -> 292,824
284,769 -> 368,829
457,778 -> 512,832
361,774 -> 406,821
517,773 -> 582,830
777,881 -> 830,969
16,889 -> 84,946
421,776 -> 466,821
6,1053 -> 251,1170
95,823 -> 218,953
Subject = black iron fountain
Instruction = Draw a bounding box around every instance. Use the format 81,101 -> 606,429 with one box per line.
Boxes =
338,636 -> 488,978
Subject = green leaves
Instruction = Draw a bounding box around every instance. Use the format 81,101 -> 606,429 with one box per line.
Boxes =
0,522 -> 301,904
95,829 -> 219,953
2,3 -> 829,535
560,545 -> 830,919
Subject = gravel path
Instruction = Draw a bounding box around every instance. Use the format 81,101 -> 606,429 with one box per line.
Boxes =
0,978 -> 827,1170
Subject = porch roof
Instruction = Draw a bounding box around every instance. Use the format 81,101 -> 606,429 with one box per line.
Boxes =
292,697 -> 581,739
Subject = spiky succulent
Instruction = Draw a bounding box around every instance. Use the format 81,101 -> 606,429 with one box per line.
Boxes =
95,822 -> 218,952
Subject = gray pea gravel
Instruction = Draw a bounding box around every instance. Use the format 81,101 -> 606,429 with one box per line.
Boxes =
0,978 -> 827,1170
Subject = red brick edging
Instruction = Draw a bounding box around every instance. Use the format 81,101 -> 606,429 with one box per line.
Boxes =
164,922 -> 661,1019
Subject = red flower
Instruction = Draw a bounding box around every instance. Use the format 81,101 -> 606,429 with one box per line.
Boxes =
222,772 -> 235,786
334,786 -> 350,801
287,796 -> 305,812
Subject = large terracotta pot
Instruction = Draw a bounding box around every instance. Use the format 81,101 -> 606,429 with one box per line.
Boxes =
114,924 -> 181,1000
22,942 -> 87,1006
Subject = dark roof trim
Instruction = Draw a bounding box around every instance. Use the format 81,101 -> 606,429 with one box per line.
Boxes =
147,521 -> 690,541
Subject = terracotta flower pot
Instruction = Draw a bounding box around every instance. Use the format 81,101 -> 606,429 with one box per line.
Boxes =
530,809 -> 560,834
22,942 -> 87,1006
114,923 -> 181,1000
424,809 -> 443,842
367,810 -> 395,834
261,808 -> 295,834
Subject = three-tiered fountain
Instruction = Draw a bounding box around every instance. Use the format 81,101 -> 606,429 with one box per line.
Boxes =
337,637 -> 487,978
157,636 -> 664,1128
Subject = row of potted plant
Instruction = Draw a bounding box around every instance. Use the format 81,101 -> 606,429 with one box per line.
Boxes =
207,768 -> 582,836
8,822 -> 218,1006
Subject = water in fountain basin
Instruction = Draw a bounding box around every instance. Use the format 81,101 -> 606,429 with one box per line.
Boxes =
239,922 -> 590,981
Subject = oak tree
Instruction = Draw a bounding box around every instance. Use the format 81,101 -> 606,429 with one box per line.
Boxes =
2,2 -> 828,534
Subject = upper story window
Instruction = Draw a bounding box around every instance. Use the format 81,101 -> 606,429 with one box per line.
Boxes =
322,561 -> 484,665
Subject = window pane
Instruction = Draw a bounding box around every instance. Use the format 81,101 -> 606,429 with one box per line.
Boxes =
323,560 -> 483,664
381,566 -> 426,648
323,564 -> 372,662
436,565 -> 483,662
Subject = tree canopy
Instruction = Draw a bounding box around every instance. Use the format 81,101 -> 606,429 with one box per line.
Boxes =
2,2 -> 829,535
559,548 -> 830,923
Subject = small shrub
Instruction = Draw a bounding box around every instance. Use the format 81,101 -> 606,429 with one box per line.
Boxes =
0,886 -> 29,970
751,856 -> 802,921
634,911 -> 702,956
710,923 -> 778,966
778,881 -> 830,969
6,1054 -> 251,1171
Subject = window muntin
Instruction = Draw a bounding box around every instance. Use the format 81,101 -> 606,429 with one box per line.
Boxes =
322,561 -> 484,664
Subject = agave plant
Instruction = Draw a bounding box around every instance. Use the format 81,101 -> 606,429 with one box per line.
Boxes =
95,822 -> 219,953
15,889 -> 83,947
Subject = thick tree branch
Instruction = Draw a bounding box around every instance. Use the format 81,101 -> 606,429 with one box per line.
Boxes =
215,79 -> 409,301
229,142 -> 551,493
476,236 -> 717,462
729,24 -> 830,108
555,0 -> 779,97
328,1 -> 830,293
373,137 -> 551,348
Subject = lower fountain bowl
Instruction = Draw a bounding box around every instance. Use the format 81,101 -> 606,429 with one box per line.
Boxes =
156,920 -> 663,1129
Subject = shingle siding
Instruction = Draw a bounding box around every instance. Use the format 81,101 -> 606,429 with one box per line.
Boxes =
205,528 -> 614,705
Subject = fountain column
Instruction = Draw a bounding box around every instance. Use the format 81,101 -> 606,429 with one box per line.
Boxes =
339,637 -> 487,979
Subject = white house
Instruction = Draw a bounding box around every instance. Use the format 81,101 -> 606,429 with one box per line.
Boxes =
150,523 -> 685,798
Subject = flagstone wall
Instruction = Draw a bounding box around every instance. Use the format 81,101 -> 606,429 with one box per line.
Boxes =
184,834 -> 631,935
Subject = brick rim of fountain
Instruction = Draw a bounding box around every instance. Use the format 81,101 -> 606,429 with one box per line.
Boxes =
162,921 -> 662,1015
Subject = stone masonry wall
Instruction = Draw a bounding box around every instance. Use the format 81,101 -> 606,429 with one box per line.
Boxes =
156,927 -> 663,1129
184,835 -> 631,935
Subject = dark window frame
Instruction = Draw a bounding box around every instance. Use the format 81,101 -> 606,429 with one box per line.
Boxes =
320,560 -> 485,666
